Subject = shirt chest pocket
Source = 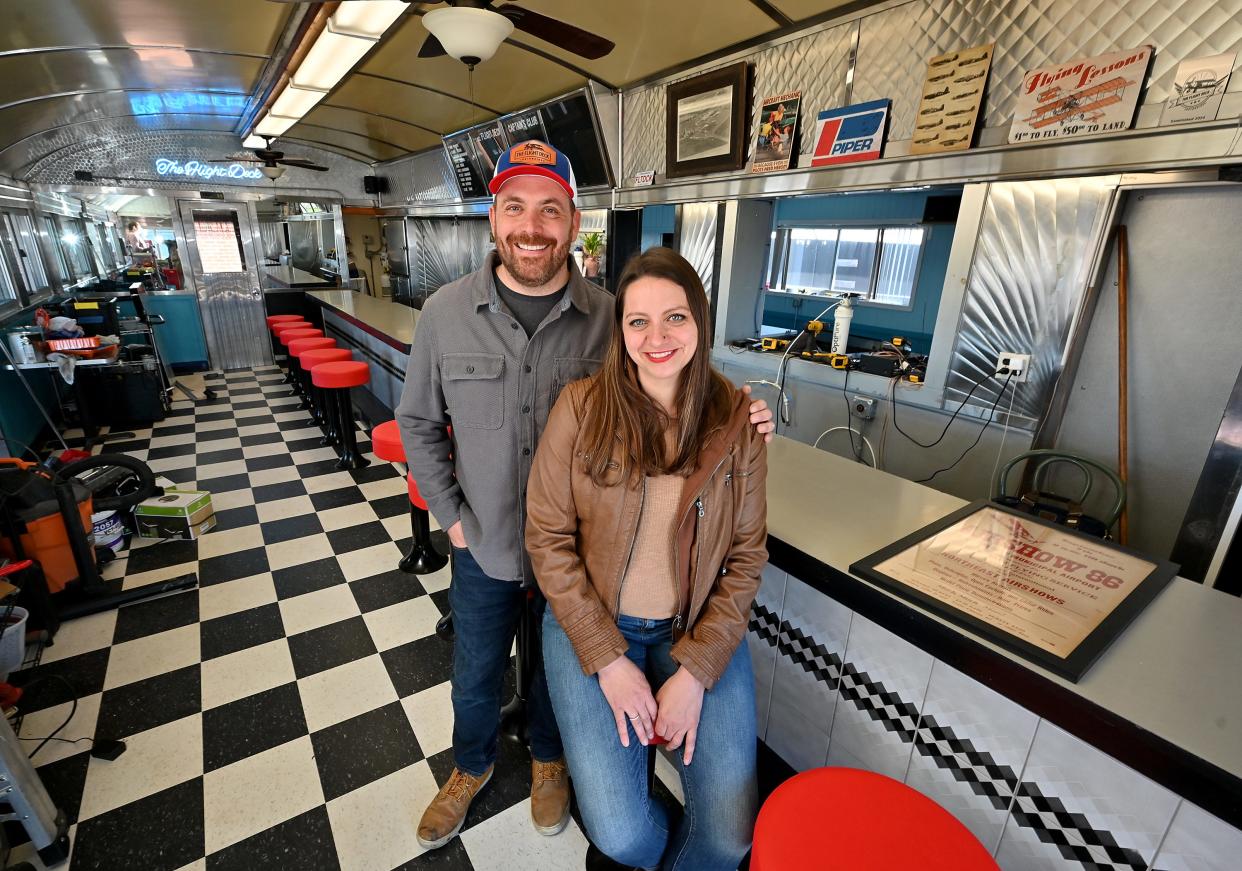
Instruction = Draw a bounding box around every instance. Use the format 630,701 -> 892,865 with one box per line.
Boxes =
442,353 -> 505,430
550,356 -> 601,408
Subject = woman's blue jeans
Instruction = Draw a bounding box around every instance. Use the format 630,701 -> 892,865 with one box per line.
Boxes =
543,610 -> 758,871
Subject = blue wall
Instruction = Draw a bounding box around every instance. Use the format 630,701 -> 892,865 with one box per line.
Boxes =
640,205 -> 676,252
763,189 -> 959,354
127,296 -> 209,370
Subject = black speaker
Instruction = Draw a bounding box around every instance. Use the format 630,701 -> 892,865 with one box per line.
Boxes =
922,194 -> 962,224
73,170 -> 95,182
364,175 -> 390,195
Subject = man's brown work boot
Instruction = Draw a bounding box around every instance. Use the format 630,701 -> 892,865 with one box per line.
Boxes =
531,757 -> 570,835
416,765 -> 493,849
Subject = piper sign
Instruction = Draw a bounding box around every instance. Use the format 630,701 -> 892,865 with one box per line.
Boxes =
155,158 -> 263,181
811,99 -> 891,167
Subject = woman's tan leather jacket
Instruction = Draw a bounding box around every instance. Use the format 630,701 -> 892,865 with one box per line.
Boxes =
526,379 -> 768,690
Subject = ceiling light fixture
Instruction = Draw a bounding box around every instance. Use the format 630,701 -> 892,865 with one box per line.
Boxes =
270,84 -> 329,118
255,114 -> 298,137
260,165 -> 287,180
242,134 -> 266,149
292,23 -> 378,91
330,0 -> 408,39
422,7 -> 514,68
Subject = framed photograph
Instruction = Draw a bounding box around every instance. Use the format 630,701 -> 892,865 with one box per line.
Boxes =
850,500 -> 1177,681
665,62 -> 751,179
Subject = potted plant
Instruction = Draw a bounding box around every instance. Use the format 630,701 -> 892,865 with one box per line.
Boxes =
581,231 -> 604,278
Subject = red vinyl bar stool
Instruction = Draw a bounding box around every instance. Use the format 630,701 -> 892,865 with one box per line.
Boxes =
278,328 -> 324,396
751,768 -> 999,871
371,420 -> 448,574
271,320 -> 311,381
298,347 -> 353,439
311,361 -> 372,470
266,314 -> 303,326
288,337 -> 337,411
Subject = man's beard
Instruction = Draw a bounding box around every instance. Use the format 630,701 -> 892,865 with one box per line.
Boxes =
498,232 -> 571,288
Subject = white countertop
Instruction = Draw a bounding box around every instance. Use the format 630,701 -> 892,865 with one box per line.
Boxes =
307,290 -> 420,350
262,265 -> 332,288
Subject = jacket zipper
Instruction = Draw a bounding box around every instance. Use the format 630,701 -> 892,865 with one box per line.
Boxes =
614,476 -> 647,617
672,452 -> 728,634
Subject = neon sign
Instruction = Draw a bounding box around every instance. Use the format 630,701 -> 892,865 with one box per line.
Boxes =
155,159 -> 264,181
130,93 -> 248,116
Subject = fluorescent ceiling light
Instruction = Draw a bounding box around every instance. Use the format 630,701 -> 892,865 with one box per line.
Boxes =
292,24 -> 377,91
256,114 -> 298,137
331,1 -> 407,39
271,84 -> 328,119
243,134 -> 266,149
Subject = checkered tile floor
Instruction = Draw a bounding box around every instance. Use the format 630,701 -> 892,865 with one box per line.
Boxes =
5,367 -> 604,871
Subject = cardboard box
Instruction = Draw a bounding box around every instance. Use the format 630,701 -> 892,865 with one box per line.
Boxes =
135,490 -> 216,540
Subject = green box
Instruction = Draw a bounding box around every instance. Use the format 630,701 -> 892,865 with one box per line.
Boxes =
135,490 -> 215,540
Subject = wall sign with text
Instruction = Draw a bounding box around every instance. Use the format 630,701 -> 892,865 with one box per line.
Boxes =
1009,46 -> 1154,144
155,158 -> 263,181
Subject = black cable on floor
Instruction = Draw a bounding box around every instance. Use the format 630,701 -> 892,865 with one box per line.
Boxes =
916,372 -> 1015,485
892,372 -> 990,449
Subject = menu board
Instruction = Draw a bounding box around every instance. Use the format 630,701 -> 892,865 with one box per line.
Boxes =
503,108 -> 548,147
193,212 -> 245,273
851,502 -> 1176,680
443,131 -> 490,200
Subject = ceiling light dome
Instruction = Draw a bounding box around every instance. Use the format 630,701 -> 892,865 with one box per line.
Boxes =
260,165 -> 287,180
422,7 -> 514,68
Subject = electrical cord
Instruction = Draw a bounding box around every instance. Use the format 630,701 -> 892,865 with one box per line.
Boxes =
837,369 -> 864,461
814,427 -> 877,468
891,371 -> 990,448
775,300 -> 841,432
916,372 -> 1015,485
17,675 -> 81,759
989,380 -> 1020,496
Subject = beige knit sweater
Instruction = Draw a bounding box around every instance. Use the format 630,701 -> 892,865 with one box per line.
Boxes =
617,474 -> 684,620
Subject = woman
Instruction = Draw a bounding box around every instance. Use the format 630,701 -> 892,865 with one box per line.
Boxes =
526,247 -> 767,870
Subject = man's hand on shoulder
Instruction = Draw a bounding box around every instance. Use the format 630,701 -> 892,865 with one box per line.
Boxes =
741,384 -> 776,443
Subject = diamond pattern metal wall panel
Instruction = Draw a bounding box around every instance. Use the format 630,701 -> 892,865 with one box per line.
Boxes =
945,177 -> 1116,425
678,202 -> 719,293
408,217 -> 493,300
379,149 -> 460,205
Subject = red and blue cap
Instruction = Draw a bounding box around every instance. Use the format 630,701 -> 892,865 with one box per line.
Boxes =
488,140 -> 577,200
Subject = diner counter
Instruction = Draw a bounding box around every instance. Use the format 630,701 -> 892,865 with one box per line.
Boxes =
307,289 -> 419,352
262,264 -> 333,289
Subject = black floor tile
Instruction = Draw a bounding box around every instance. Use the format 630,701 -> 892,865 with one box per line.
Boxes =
310,702 -> 421,802
198,427 -> 240,442
198,546 -> 270,586
201,603 -> 285,660
297,458 -> 341,478
195,410 -> 234,423
262,513 -> 325,546
238,413 -> 277,426
287,616 -> 377,679
426,737 -> 532,833
326,520 -> 392,555
96,665 -> 200,739
252,480 -> 307,503
212,504 -> 260,532
381,634 -> 454,698
113,590 -> 199,644
206,805 -> 340,871
349,569 -> 426,614
310,486 -> 365,511
197,472 -> 252,494
278,419 -> 319,433
9,648 -> 110,714
430,588 -> 451,618
125,540 -> 199,576
152,422 -> 196,436
162,467 -> 198,485
31,750 -> 92,826
198,447 -> 245,465
105,439 -> 152,455
245,452 -> 293,472
71,778 -> 204,871
202,682 -> 308,772
231,399 -> 268,410
229,386 -> 262,396
240,431 -> 284,447
369,493 -> 411,519
272,558 -> 345,599
287,436 -> 328,453
147,442 -> 198,460
348,462 -> 396,486
391,836 -> 474,869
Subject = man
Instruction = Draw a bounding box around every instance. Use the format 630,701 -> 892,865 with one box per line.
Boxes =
396,140 -> 774,850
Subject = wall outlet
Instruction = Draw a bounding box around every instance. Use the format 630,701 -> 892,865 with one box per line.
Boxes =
849,395 -> 876,420
996,352 -> 1031,383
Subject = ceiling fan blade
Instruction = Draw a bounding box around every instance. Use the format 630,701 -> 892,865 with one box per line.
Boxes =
418,32 -> 447,59
493,4 -> 613,60
278,159 -> 329,171
207,157 -> 262,163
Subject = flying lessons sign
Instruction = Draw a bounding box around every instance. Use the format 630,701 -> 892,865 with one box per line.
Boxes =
1009,46 -> 1153,143
155,158 -> 264,181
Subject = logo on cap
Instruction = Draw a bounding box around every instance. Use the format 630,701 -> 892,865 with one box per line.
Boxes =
508,142 -> 556,166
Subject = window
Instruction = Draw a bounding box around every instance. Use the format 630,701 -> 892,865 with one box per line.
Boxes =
44,216 -> 72,283
10,212 -> 50,294
85,222 -> 109,274
0,246 -> 16,304
766,224 -> 925,307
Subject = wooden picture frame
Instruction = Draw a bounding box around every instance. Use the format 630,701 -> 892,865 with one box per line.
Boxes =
665,62 -> 751,179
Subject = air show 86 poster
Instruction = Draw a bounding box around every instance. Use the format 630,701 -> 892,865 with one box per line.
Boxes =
1009,45 -> 1154,144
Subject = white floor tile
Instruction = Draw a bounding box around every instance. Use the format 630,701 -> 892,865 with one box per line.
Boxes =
199,572 -> 278,622
274,410 -> 312,423
196,459 -> 250,480
201,638 -> 296,710
23,692 -> 102,767
326,761 -> 441,871
77,713 -> 203,822
359,476 -> 407,501
278,583 -> 360,637
203,735 -> 324,854
400,682 -> 453,757
256,495 -> 316,523
335,542 -> 404,582
302,471 -> 355,495
460,797 -> 590,870
196,418 -> 236,432
39,609 -> 117,665
211,488 -> 257,511
266,532 -> 335,572
380,515 -> 409,542
362,596 -> 441,652
197,524 -> 265,561
242,442 -> 287,459
199,437 -> 243,453
100,556 -> 129,581
296,654 -> 398,733
237,422 -> 280,436
281,426 -> 323,442
290,447 -> 340,464
316,502 -> 380,532
247,465 -> 300,487
103,624 -> 201,690
149,433 -> 197,449
417,562 -> 452,595
122,562 -> 199,590
147,455 -> 197,473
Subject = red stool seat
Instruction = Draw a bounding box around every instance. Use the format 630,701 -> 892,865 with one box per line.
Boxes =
299,348 -> 352,369
279,328 -> 323,345
312,361 -> 369,389
752,768 -> 997,871
267,314 -> 303,326
288,337 -> 336,358
272,323 -> 311,341
371,420 -> 405,463
407,472 -> 429,511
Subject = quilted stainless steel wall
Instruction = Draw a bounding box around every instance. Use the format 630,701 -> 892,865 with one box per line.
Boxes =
408,217 -> 493,297
377,148 -> 460,206
944,177 -> 1117,426
678,202 -> 720,294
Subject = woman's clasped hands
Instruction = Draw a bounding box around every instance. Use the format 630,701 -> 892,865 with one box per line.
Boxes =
597,656 -> 705,764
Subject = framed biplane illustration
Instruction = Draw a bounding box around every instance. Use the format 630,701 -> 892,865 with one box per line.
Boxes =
1009,46 -> 1153,144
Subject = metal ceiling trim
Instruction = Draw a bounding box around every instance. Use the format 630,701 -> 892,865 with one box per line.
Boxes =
279,136 -> 379,165
0,112 -> 244,160
290,121 -> 406,156
347,71 -> 504,116
31,182 -> 346,205
615,118 -> 1242,207
236,0 -> 320,135
319,102 -> 442,137
0,44 -> 269,60
14,124 -> 247,177
373,188 -> 612,218
0,86 -> 250,113
748,0 -> 797,26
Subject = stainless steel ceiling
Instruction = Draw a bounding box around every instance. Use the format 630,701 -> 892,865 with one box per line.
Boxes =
0,0 -> 864,177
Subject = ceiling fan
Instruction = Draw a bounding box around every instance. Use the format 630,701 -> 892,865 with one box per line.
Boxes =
210,136 -> 328,179
267,1 -> 614,63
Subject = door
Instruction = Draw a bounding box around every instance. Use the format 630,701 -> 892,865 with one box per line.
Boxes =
178,200 -> 270,370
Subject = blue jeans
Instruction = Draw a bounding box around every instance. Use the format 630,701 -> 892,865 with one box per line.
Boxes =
449,546 -> 562,776
543,611 -> 758,871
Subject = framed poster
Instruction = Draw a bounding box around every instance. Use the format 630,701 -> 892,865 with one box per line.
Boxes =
1009,46 -> 1154,144
665,62 -> 751,179
810,99 -> 890,167
910,43 -> 993,154
850,501 -> 1177,681
750,90 -> 802,173
1161,52 -> 1236,125
193,211 -> 245,274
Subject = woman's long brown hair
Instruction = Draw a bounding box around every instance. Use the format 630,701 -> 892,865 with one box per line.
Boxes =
579,247 -> 734,486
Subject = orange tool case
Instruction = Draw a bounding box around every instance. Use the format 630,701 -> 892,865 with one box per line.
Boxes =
0,459 -> 95,594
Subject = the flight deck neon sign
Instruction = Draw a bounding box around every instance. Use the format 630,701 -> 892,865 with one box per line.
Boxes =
155,158 -> 263,181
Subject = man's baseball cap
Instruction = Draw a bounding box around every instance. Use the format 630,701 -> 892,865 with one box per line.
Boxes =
489,140 -> 576,200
